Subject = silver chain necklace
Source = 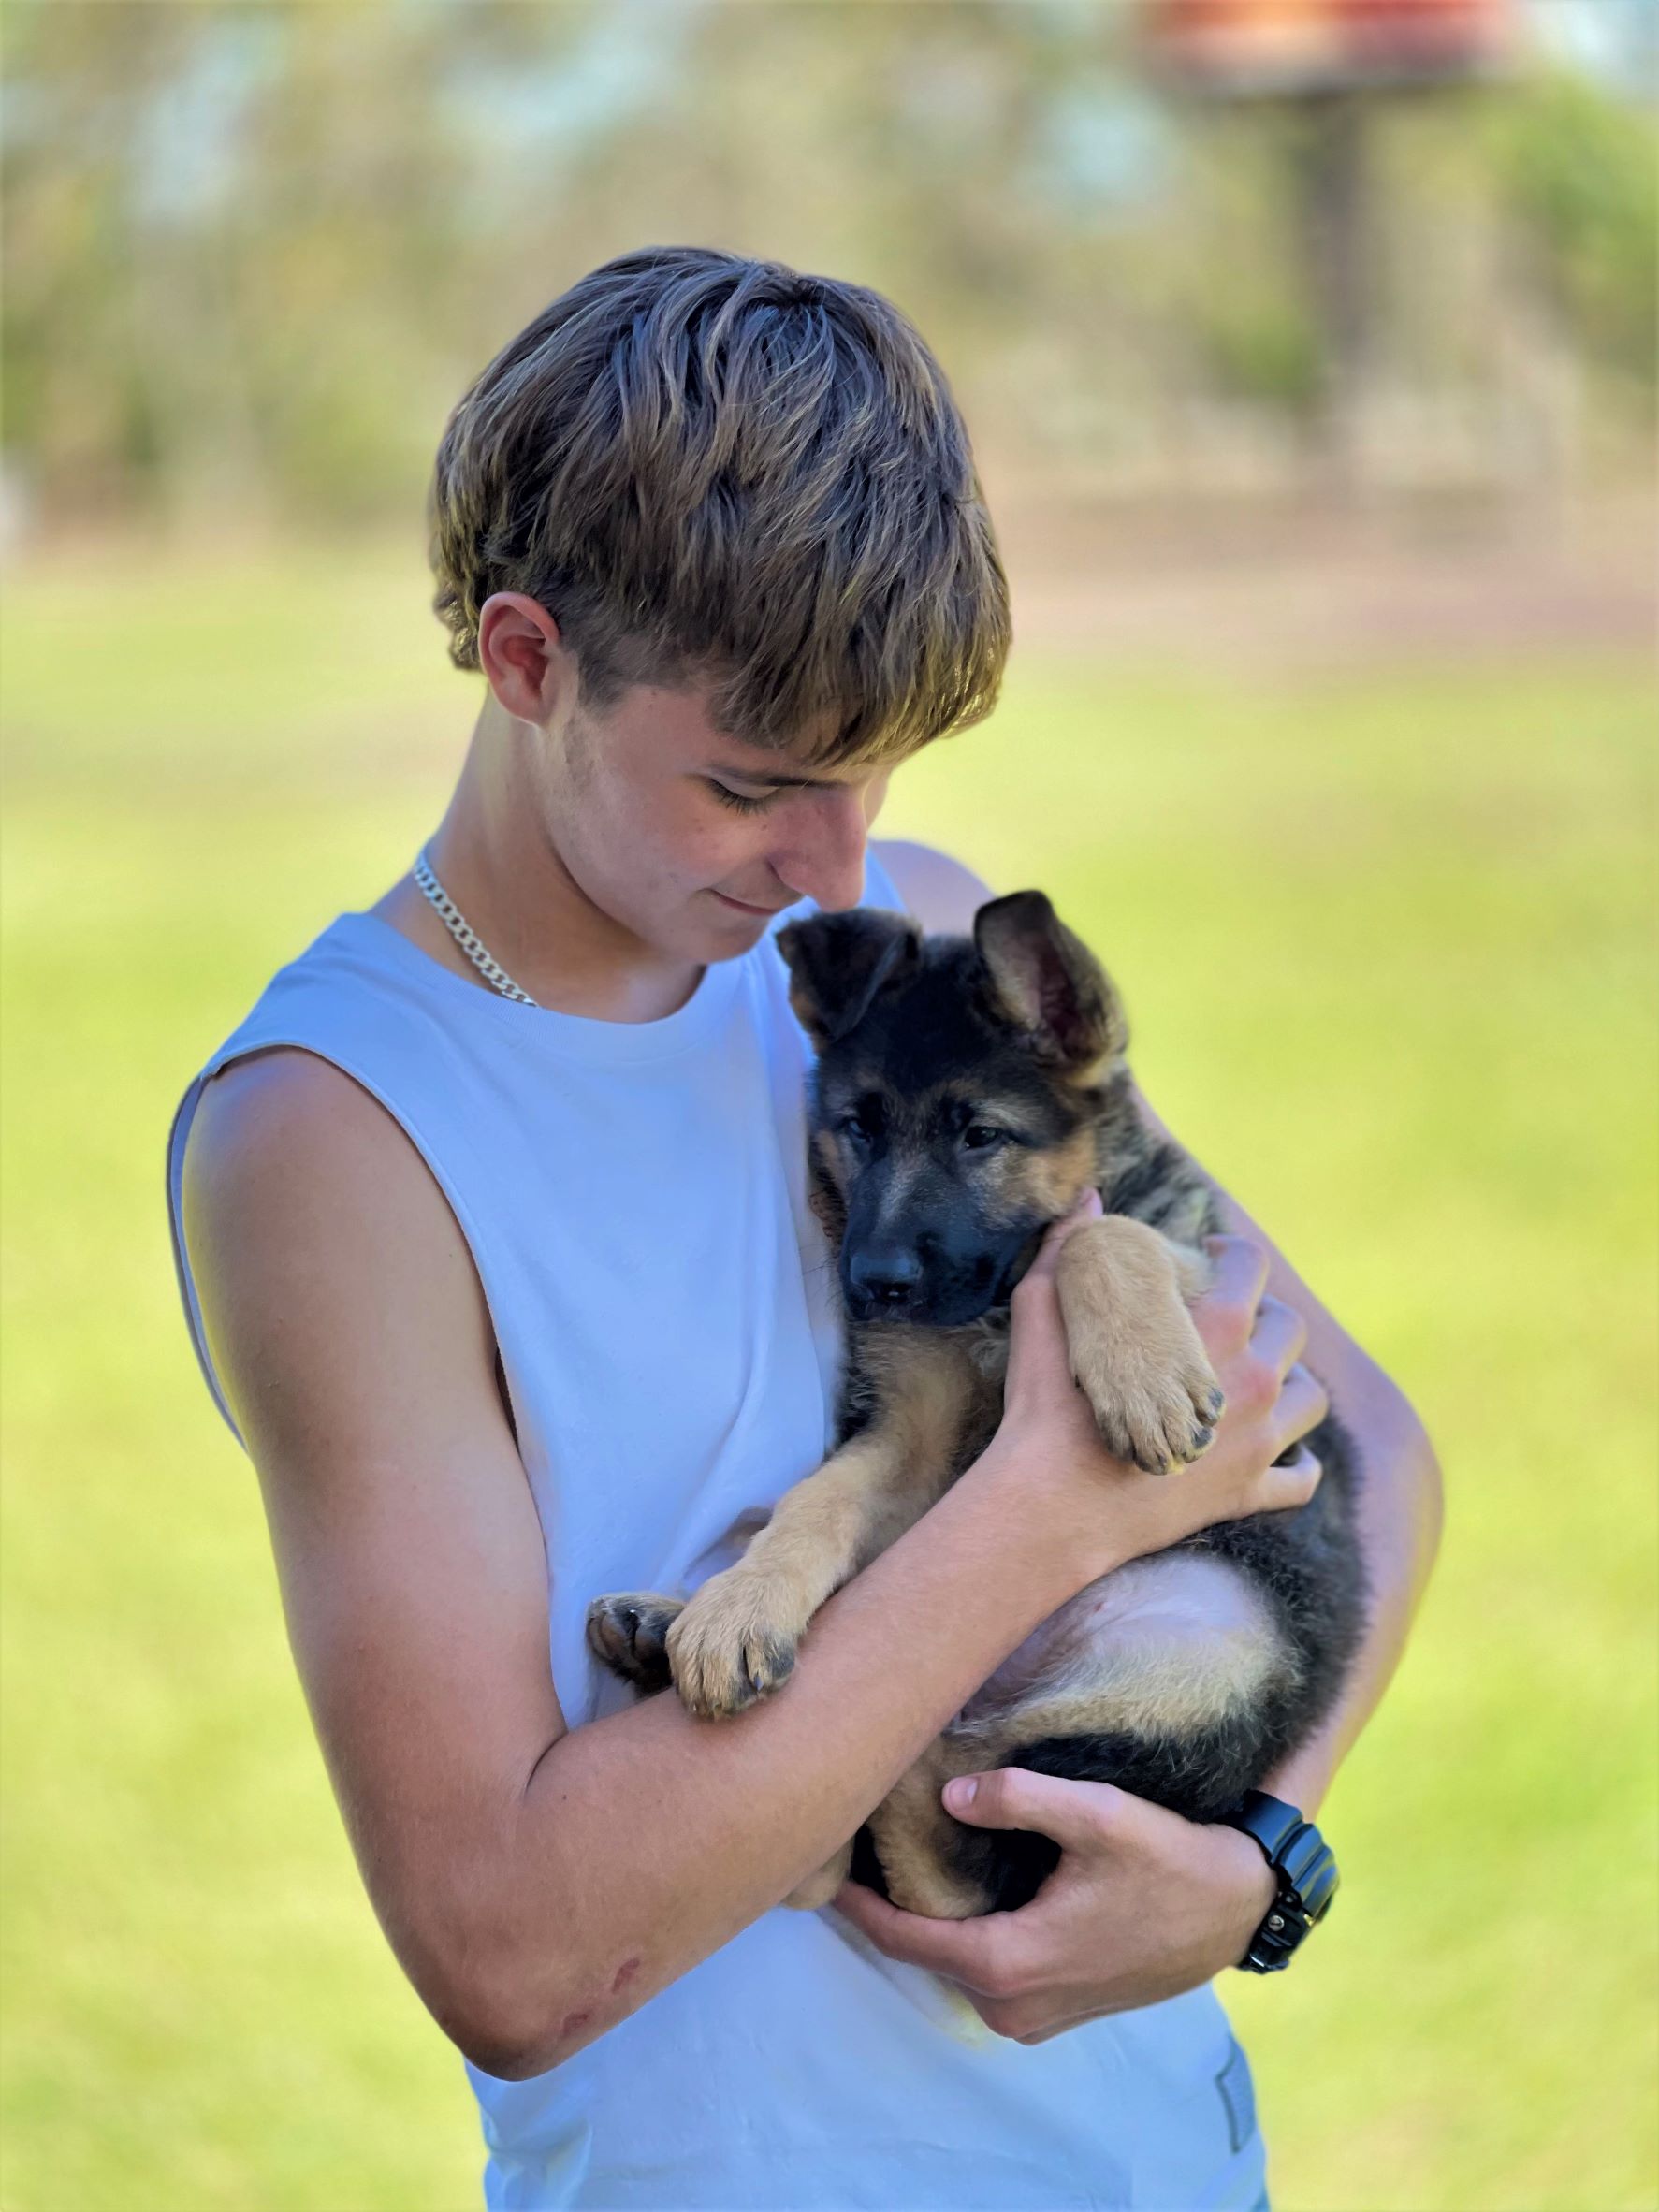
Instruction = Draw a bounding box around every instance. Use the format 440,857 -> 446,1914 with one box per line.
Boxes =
412,845 -> 540,1006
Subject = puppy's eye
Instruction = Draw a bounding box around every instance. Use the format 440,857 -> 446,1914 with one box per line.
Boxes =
837,1113 -> 873,1150
961,1124 -> 1007,1153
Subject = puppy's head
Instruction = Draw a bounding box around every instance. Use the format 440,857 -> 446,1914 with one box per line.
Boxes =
778,892 -> 1128,1326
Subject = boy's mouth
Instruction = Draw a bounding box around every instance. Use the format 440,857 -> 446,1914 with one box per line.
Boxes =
713,889 -> 788,916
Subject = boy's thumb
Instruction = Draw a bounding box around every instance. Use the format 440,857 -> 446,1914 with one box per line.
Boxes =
1017,1186 -> 1102,1291
942,1766 -> 1126,1856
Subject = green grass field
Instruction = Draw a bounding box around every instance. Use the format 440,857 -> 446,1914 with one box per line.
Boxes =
4,541 -> 1655,2211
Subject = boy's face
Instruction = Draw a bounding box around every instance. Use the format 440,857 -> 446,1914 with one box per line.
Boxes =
546,677 -> 899,963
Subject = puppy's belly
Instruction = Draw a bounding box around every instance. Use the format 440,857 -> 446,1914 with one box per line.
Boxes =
953,1551 -> 1301,1743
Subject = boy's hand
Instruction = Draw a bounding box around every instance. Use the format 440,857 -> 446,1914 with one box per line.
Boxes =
833,1769 -> 1277,2041
984,1202 -> 1328,1584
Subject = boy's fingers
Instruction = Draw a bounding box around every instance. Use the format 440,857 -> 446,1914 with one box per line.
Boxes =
1200,1234 -> 1272,1320
831,1883 -> 1011,1993
1022,1186 -> 1103,1287
1004,1274 -> 1075,1398
1259,1439 -> 1323,1510
1006,1191 -> 1101,1392
1273,1362 -> 1330,1453
943,1767 -> 1125,1855
1248,1294 -> 1308,1379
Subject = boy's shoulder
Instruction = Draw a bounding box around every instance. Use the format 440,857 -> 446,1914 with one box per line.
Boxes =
869,838 -> 994,937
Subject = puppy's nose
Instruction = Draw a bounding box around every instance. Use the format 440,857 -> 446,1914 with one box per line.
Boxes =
849,1246 -> 924,1312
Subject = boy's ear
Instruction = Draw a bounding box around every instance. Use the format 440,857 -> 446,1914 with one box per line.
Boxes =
973,891 -> 1127,1072
776,909 -> 923,1050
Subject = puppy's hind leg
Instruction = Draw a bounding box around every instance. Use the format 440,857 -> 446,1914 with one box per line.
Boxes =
784,1840 -> 855,1912
865,1737 -> 996,1921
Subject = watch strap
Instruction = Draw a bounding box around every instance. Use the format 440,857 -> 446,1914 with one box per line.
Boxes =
1216,1789 -> 1339,1973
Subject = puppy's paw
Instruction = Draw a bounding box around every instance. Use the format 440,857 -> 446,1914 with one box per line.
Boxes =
1055,1222 -> 1224,1477
585,1592 -> 683,1694
666,1569 -> 805,1720
1072,1323 -> 1224,1477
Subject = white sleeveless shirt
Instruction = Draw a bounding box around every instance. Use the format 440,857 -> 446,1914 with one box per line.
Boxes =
166,847 -> 1269,2212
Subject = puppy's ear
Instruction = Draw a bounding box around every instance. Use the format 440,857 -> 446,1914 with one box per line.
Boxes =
973,891 -> 1127,1072
776,908 -> 922,1050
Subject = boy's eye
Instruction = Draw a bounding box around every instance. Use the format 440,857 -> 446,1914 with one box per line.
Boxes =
707,780 -> 774,815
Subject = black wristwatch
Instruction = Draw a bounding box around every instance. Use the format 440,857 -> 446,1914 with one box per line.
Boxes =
1214,1789 -> 1339,1973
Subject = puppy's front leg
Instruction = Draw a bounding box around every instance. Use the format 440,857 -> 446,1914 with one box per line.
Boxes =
668,1332 -> 977,1720
667,1421 -> 942,1720
1055,1216 -> 1222,1476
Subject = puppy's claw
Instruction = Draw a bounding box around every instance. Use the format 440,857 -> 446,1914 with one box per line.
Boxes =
1081,1361 -> 1225,1477
666,1572 -> 804,1720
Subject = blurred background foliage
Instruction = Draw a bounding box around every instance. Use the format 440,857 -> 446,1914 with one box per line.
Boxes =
2,5 -> 1655,2211
2,0 -> 1655,528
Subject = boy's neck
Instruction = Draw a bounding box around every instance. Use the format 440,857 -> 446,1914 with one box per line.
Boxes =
370,705 -> 707,1024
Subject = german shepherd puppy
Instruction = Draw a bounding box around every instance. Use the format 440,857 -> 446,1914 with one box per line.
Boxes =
589,893 -> 1366,1918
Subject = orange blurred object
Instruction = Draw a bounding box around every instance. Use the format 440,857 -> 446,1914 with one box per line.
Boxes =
1144,0 -> 1516,92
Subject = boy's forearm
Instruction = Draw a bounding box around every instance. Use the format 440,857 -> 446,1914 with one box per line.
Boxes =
1262,1380 -> 1442,1815
483,1446 -> 1096,2078
1129,1085 -> 1443,1816
1210,1181 -> 1444,1818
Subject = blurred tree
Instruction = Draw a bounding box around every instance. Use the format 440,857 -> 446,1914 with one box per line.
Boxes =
1493,66 -> 1657,389
0,0 -> 1651,532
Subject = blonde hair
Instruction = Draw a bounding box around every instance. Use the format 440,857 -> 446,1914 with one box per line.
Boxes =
428,246 -> 1011,768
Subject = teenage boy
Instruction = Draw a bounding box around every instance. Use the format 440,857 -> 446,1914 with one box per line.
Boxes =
168,246 -> 1440,2210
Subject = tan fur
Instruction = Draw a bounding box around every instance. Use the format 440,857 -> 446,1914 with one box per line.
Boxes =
1022,1122 -> 1099,1219
666,1333 -> 983,1719
1055,1217 -> 1222,1475
783,1841 -> 854,1912
791,977 -> 829,1051
865,1738 -> 996,1919
905,1094 -> 1097,1230
953,1552 -> 1302,1746
811,1126 -> 848,1200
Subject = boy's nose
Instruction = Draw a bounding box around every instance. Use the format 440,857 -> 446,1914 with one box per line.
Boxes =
773,790 -> 870,912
